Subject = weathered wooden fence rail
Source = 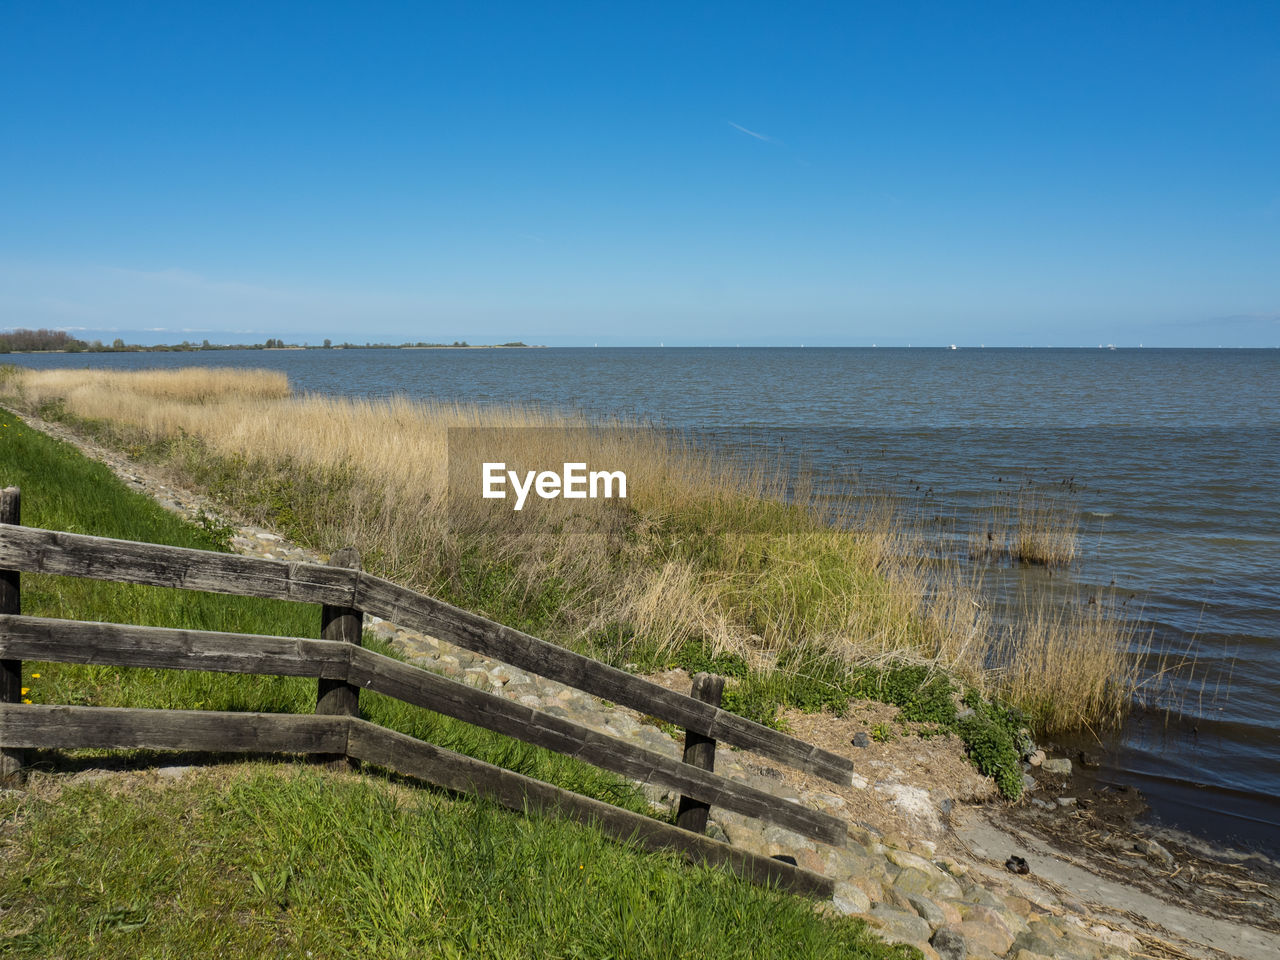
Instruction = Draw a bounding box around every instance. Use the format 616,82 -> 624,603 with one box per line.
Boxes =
0,489 -> 852,896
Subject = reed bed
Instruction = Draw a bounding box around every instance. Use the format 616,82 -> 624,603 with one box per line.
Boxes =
969,484 -> 1079,568
2,365 -> 1138,734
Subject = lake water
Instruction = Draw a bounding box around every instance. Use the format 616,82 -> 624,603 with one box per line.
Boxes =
8,346 -> 1279,854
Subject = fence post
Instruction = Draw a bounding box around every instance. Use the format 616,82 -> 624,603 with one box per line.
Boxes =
675,671 -> 725,834
316,546 -> 361,769
0,487 -> 24,783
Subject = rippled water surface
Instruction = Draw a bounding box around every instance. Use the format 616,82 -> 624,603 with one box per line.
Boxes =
10,347 -> 1279,852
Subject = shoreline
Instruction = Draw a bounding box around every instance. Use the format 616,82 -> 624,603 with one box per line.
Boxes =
10,408 -> 1278,960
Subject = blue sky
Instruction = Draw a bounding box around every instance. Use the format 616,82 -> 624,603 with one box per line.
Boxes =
2,1 -> 1278,346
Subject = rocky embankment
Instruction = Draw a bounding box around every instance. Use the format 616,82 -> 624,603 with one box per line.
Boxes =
16,411 -> 1280,960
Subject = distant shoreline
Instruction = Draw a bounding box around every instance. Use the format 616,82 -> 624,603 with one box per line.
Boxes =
0,339 -> 544,355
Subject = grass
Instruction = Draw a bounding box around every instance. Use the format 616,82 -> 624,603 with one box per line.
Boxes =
0,767 -> 911,960
0,365 -> 1144,766
968,482 -> 1079,569
0,407 -> 912,959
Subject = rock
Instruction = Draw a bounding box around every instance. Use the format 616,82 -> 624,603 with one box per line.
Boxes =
761,824 -> 815,852
831,880 -> 872,915
963,902 -> 1026,939
946,918 -> 1015,957
894,867 -> 938,896
885,847 -> 936,874
867,904 -> 933,947
1057,796 -> 1078,808
875,782 -> 947,836
156,765 -> 193,779
1013,923 -> 1075,960
852,731 -> 872,748
956,882 -> 1005,910
1003,895 -> 1035,919
905,892 -> 946,928
1040,757 -> 1072,776
1027,749 -> 1046,766
929,926 -> 968,960
1134,836 -> 1174,868
936,856 -> 968,878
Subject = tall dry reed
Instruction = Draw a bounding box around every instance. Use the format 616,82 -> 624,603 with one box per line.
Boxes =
1,365 -> 1140,733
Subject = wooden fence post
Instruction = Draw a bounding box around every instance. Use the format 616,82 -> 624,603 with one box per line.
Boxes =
1,487 -> 25,783
675,672 -> 725,834
316,546 -> 361,768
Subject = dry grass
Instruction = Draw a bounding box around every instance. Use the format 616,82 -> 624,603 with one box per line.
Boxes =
1,365 -> 1139,734
969,485 -> 1079,568
982,591 -> 1142,734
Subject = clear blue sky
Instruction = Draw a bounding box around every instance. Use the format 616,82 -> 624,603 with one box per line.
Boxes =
2,1 -> 1278,346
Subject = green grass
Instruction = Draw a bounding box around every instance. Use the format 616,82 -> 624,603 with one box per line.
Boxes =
0,768 -> 911,960
0,408 -> 912,959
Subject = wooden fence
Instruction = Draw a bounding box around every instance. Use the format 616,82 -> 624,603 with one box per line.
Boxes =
0,487 -> 855,897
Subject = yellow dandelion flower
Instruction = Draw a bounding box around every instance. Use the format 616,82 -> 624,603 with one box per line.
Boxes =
22,699 -> 32,704
30,673 -> 40,679
20,688 -> 28,695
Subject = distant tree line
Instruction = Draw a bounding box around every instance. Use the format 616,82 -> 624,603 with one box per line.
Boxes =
1,328 -> 534,353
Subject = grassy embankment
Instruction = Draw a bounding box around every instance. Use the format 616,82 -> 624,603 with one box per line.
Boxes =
0,366 -> 1142,794
0,409 -> 910,959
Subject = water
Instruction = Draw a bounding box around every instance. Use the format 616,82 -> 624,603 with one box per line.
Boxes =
8,346 -> 1279,853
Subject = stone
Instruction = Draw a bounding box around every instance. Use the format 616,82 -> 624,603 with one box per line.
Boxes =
1027,749 -> 1046,766
1040,757 -> 1072,776
867,903 -> 933,946
905,892 -> 946,928
761,824 -> 815,851
1003,895 -> 1035,919
957,882 -> 1005,909
950,919 -> 1014,956
852,731 -> 872,748
1012,925 -> 1075,959
832,881 -> 872,915
1134,836 -> 1174,868
962,902 -> 1025,939
885,847 -> 936,874
929,927 -> 968,960
893,867 -> 938,896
